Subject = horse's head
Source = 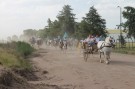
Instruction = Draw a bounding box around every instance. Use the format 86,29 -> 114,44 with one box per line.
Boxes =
105,36 -> 116,48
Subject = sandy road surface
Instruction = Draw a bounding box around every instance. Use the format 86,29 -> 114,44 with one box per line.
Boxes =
31,47 -> 135,89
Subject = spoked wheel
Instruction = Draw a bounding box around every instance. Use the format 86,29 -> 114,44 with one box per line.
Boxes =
83,50 -> 88,62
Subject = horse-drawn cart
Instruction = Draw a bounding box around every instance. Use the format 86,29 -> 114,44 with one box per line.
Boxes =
82,42 -> 97,61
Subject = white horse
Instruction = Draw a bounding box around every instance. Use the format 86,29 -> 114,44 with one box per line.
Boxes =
97,36 -> 115,64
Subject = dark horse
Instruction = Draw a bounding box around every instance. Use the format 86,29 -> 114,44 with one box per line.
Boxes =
59,40 -> 68,50
29,37 -> 36,46
59,40 -> 64,50
36,38 -> 43,48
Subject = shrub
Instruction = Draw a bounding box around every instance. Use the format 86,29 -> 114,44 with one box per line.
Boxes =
0,49 -> 32,70
16,41 -> 35,57
0,48 -> 19,67
0,41 -> 34,69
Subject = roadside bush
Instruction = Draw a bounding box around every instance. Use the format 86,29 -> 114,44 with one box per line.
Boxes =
0,48 -> 19,67
0,48 -> 32,70
0,41 -> 37,88
0,41 -> 34,69
16,41 -> 35,57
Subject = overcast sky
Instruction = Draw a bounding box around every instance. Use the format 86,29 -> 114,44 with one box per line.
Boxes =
0,0 -> 135,39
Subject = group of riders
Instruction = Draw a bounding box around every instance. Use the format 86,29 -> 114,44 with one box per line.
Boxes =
28,34 -> 115,64
29,36 -> 43,48
82,35 -> 102,45
29,36 -> 74,50
46,38 -> 76,50
28,34 -> 107,51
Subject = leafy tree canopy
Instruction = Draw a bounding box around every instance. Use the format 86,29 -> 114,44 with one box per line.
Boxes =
123,6 -> 135,38
83,6 -> 106,37
23,29 -> 37,37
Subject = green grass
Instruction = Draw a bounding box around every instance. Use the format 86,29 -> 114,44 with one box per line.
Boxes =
125,42 -> 135,47
115,42 -> 135,48
114,42 -> 135,55
0,48 -> 32,69
0,41 -> 34,69
113,48 -> 135,55
0,49 -> 19,67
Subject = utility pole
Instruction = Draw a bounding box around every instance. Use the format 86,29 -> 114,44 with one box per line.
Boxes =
117,6 -> 123,47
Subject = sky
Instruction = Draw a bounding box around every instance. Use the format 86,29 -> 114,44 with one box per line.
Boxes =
0,0 -> 135,39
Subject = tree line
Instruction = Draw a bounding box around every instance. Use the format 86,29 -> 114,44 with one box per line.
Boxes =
22,5 -> 135,40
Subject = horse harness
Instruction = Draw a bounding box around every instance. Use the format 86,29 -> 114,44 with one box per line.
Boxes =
100,42 -> 113,49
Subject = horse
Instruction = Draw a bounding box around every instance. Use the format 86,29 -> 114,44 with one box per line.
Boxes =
36,37 -> 43,48
29,37 -> 36,46
81,38 -> 98,61
46,39 -> 52,46
52,39 -> 59,48
63,40 -> 68,50
59,40 -> 64,50
59,40 -> 67,51
97,36 -> 115,64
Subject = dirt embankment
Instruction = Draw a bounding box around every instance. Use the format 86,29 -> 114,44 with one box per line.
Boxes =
0,48 -> 70,89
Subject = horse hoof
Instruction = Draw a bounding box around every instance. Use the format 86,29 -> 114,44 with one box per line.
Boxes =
100,60 -> 102,63
106,61 -> 109,64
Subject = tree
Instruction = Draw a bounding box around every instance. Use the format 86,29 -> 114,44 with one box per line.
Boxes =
44,19 -> 62,39
123,6 -> 135,38
23,29 -> 37,37
37,29 -> 46,39
83,6 -> 106,37
57,5 -> 76,36
47,18 -> 53,29
119,35 -> 126,47
77,20 -> 90,39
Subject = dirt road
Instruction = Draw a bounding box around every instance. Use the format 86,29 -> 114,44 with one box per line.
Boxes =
31,47 -> 135,89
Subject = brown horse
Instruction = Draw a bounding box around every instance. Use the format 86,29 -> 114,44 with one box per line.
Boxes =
59,40 -> 68,50
59,41 -> 64,50
36,38 -> 43,48
29,37 -> 36,46
82,41 -> 98,61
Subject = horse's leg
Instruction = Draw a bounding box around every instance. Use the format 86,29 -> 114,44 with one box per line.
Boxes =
89,46 -> 93,57
60,45 -> 63,50
91,46 -> 94,57
106,56 -> 109,64
107,53 -> 111,63
103,51 -> 107,64
99,52 -> 102,63
66,44 -> 67,50
105,52 -> 109,64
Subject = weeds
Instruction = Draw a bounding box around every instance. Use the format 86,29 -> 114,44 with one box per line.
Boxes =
0,41 -> 34,69
0,41 -> 38,88
113,48 -> 135,55
0,69 -> 26,86
16,41 -> 35,57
